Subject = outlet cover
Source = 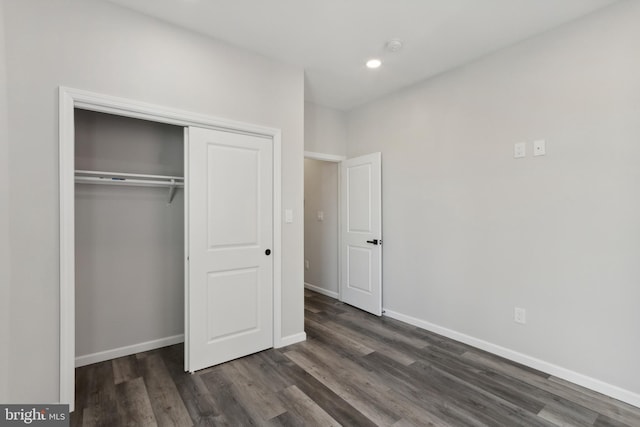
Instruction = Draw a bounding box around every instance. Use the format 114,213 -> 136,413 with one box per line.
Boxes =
514,307 -> 526,324
514,142 -> 526,159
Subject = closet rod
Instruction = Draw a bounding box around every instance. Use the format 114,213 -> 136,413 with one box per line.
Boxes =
75,169 -> 184,181
74,176 -> 184,188
74,170 -> 184,203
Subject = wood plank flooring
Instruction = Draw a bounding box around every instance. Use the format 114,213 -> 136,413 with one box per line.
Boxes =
71,290 -> 640,426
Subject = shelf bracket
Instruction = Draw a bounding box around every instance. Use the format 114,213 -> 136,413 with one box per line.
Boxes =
167,179 -> 177,204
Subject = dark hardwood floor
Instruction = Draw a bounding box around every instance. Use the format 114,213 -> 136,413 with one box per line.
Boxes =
72,290 -> 640,426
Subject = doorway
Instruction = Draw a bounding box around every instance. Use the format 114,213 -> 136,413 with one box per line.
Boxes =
304,156 -> 341,299
303,150 -> 383,315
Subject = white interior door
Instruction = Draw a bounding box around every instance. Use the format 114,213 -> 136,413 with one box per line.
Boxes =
340,152 -> 382,316
186,126 -> 273,372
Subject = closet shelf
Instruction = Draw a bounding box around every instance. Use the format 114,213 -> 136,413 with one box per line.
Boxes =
75,170 -> 184,203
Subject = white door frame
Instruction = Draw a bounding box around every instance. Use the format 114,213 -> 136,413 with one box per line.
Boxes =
303,151 -> 345,300
59,86 -> 283,410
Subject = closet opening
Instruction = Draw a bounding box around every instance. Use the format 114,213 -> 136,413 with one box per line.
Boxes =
73,109 -> 186,369
60,87 -> 284,411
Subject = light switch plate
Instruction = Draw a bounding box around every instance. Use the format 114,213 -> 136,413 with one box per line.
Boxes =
533,140 -> 546,156
317,211 -> 324,221
514,142 -> 526,158
285,209 -> 293,223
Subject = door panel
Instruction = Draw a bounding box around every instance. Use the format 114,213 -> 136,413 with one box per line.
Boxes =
187,126 -> 273,372
206,268 -> 259,340
206,144 -> 259,247
347,246 -> 372,293
347,164 -> 372,232
341,153 -> 382,316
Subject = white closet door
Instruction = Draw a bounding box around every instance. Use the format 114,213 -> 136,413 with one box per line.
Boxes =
340,152 -> 382,316
186,126 -> 273,372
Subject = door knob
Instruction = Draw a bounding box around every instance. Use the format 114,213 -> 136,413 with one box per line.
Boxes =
265,249 -> 271,255
366,239 -> 379,245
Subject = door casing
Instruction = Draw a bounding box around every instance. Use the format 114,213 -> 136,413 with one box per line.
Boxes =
59,87 -> 283,411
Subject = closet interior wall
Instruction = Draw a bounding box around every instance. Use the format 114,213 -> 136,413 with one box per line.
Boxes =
74,109 -> 184,364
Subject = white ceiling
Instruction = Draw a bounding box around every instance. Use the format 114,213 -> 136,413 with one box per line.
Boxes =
105,0 -> 619,110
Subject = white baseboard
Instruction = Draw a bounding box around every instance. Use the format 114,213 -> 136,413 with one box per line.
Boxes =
304,282 -> 339,299
75,334 -> 184,367
383,309 -> 640,409
276,332 -> 307,348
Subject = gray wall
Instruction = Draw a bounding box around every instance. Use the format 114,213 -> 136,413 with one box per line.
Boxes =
304,159 -> 339,296
74,110 -> 184,359
347,1 -> 640,397
304,102 -> 347,156
3,0 -> 304,403
0,0 -> 9,403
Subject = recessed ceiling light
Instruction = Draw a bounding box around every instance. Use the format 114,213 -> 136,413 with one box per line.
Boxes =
366,59 -> 382,69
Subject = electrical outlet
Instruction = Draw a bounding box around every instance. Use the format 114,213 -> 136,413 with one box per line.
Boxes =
304,259 -> 310,270
514,307 -> 526,324
514,142 -> 526,158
